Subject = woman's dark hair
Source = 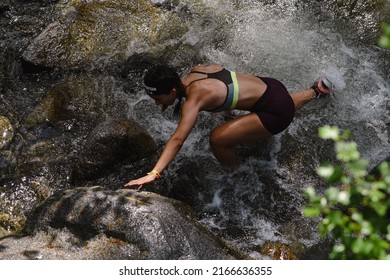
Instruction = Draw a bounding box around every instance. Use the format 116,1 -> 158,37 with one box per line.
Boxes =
143,64 -> 185,115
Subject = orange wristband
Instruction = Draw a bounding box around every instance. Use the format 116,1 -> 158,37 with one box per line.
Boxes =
147,169 -> 161,179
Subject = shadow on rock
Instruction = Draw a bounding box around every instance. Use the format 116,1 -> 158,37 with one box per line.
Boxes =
72,119 -> 157,182
0,186 -> 250,260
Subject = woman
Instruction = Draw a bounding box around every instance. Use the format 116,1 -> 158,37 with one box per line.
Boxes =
124,63 -> 332,190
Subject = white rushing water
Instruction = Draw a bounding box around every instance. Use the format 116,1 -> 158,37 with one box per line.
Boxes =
1,0 -> 388,258
126,0 -> 390,257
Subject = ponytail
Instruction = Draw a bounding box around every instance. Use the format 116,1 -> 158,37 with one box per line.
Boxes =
173,83 -> 186,116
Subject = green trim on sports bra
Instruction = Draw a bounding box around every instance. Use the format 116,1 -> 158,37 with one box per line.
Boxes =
230,71 -> 239,110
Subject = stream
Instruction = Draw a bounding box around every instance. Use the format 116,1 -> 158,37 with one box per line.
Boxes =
1,0 -> 389,259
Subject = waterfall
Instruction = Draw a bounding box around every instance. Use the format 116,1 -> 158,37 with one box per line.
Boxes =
1,0 -> 389,258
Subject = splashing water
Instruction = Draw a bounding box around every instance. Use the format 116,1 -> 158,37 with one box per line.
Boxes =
0,0 -> 388,258
124,0 -> 390,257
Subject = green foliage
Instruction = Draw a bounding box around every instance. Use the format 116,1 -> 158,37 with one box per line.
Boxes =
379,23 -> 390,50
304,125 -> 390,260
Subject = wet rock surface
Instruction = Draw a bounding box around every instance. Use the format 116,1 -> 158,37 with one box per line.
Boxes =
73,119 -> 157,181
259,242 -> 297,260
0,0 -> 389,259
22,0 -> 188,70
0,187 -> 248,260
0,116 -> 14,150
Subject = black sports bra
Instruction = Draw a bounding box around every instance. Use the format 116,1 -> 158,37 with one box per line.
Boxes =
186,68 -> 239,112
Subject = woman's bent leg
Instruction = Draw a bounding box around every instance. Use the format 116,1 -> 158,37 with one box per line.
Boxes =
209,113 -> 272,169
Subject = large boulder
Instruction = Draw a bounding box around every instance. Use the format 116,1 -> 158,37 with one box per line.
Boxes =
25,75 -> 129,129
72,119 -> 157,181
22,0 -> 188,70
0,186 -> 249,260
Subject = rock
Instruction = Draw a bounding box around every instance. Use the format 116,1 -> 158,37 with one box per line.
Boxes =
0,116 -> 14,150
22,0 -> 188,70
259,242 -> 297,260
72,119 -> 157,181
369,157 -> 390,180
0,187 -> 249,260
25,75 -> 128,129
0,176 -> 52,239
169,154 -> 302,225
0,0 -> 10,14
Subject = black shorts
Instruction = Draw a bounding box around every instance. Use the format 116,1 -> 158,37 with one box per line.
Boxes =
250,77 -> 295,135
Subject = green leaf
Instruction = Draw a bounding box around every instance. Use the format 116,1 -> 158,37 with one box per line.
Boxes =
378,162 -> 390,182
320,197 -> 328,207
369,189 -> 385,203
328,210 -> 344,225
337,191 -> 350,205
351,212 -> 363,223
351,238 -> 365,254
317,164 -> 344,183
325,187 -> 339,202
341,130 -> 351,140
380,24 -> 390,49
370,181 -> 386,191
335,141 -> 360,162
381,23 -> 390,37
304,187 -> 316,198
318,125 -> 340,140
317,164 -> 335,178
361,221 -> 373,235
346,159 -> 369,177
303,207 -> 321,217
331,244 -> 346,259
372,203 -> 387,216
379,36 -> 390,49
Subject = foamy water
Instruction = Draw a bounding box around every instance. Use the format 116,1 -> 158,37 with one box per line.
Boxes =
126,0 -> 389,257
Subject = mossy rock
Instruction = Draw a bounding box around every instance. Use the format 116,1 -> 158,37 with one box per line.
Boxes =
0,116 -> 14,150
25,75 -> 128,128
0,187 -> 250,260
260,242 -> 298,260
22,0 -> 188,70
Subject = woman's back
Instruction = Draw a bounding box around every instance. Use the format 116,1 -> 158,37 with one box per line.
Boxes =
184,64 -> 268,111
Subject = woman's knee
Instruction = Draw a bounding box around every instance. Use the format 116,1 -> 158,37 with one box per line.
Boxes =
209,128 -> 219,147
209,127 -> 227,148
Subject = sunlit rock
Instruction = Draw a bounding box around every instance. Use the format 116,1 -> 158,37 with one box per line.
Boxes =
0,116 -> 14,150
0,212 -> 24,239
22,0 -> 188,70
301,0 -> 390,44
0,176 -> 52,239
25,75 -> 128,128
260,242 -> 297,260
0,187 -> 249,260
1,0 -> 389,260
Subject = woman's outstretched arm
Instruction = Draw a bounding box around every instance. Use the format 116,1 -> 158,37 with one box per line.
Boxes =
123,99 -> 200,190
